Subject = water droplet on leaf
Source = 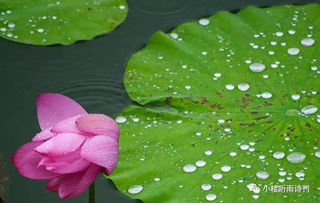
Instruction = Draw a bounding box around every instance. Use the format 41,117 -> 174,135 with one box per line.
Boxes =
287,152 -> 306,163
128,185 -> 143,194
183,164 -> 197,172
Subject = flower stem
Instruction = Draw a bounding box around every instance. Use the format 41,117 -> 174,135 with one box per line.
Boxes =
89,182 -> 95,203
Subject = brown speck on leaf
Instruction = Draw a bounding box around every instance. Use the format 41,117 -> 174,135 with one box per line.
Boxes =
254,106 -> 262,110
263,102 -> 273,106
239,122 -> 256,127
165,97 -> 172,105
210,103 -> 224,110
199,97 -> 208,104
237,96 -> 253,109
254,115 -> 269,121
216,91 -> 224,98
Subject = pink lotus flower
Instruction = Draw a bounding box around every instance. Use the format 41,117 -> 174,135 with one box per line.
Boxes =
12,93 -> 119,199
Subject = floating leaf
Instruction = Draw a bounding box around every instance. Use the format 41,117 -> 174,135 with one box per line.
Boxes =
109,4 -> 320,202
0,0 -> 128,45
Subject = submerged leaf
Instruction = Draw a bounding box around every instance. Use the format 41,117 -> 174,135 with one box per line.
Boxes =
0,0 -> 127,45
109,4 -> 320,202
0,154 -> 8,202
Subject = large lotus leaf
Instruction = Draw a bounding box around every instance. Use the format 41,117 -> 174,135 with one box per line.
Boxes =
0,0 -> 127,45
109,4 -> 320,202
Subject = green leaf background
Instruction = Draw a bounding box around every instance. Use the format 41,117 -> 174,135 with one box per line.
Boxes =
109,4 -> 320,202
0,0 -> 127,45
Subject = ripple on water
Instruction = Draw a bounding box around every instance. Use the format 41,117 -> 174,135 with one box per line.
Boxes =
130,0 -> 205,15
51,79 -> 131,115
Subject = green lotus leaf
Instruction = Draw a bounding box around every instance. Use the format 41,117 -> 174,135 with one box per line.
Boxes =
0,0 -> 127,45
109,4 -> 320,202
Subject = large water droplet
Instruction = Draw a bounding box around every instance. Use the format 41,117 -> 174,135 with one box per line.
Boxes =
259,155 -> 265,160
279,171 -> 287,176
275,32 -> 284,37
249,63 -> 266,72
154,177 -> 160,181
116,116 -> 127,123
256,171 -> 270,180
220,165 -> 231,172
201,184 -> 212,191
225,84 -> 234,90
315,151 -> 320,158
301,105 -> 318,115
287,48 -> 300,55
8,23 -> 15,28
287,152 -> 306,163
288,30 -> 296,35
238,83 -> 250,92
128,185 -> 143,194
273,151 -> 285,159
37,28 -> 45,33
301,38 -> 315,46
229,152 -> 237,157
212,173 -> 223,180
291,94 -> 300,101
205,193 -> 217,201
196,160 -> 206,167
261,92 -> 272,99
183,164 -> 197,172
240,144 -> 249,150
199,19 -> 210,26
